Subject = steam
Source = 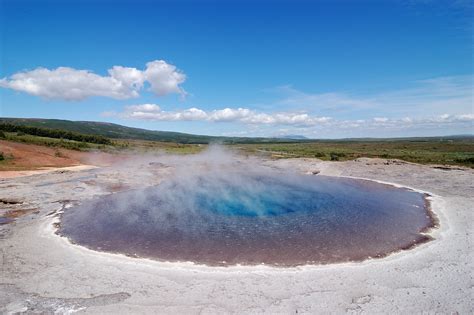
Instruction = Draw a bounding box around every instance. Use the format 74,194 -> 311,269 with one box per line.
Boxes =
65,145 -> 321,236
59,145 -> 432,266
92,145 -> 304,223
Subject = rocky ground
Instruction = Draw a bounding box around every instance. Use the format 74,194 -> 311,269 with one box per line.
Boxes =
0,154 -> 472,314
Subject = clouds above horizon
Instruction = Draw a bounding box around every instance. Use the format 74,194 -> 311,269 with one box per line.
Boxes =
104,103 -> 332,126
103,103 -> 474,135
1,57 -> 472,137
100,73 -> 473,135
0,60 -> 186,100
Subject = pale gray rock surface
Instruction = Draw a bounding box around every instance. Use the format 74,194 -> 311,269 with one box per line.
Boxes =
0,156 -> 472,314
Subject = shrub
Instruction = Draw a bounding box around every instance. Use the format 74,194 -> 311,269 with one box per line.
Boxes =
0,131 -> 5,138
0,123 -> 112,145
0,152 -> 4,161
329,152 -> 346,161
455,157 -> 474,165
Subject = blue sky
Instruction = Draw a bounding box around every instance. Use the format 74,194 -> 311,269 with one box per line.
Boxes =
0,0 -> 472,138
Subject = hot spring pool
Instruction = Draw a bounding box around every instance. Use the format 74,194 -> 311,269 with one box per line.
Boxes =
59,170 -> 435,266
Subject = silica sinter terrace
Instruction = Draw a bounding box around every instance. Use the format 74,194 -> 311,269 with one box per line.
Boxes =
59,170 -> 435,266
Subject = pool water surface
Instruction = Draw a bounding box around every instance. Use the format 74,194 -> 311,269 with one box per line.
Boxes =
59,170 -> 435,266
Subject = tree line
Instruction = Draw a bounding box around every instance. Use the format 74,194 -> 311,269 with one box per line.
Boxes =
0,123 -> 112,145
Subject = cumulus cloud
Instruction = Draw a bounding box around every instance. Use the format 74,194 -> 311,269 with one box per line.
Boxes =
126,105 -> 207,121
0,67 -> 137,100
0,60 -> 186,100
208,108 -> 252,122
105,104 -> 474,138
109,104 -> 332,126
126,103 -> 161,112
108,66 -> 145,90
144,60 -> 186,96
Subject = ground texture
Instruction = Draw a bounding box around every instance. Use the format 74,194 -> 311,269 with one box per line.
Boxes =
0,156 -> 472,314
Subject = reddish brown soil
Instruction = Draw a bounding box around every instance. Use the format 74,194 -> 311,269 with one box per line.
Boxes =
0,140 -> 125,171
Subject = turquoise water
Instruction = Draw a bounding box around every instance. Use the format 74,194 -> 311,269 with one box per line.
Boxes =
60,171 -> 434,266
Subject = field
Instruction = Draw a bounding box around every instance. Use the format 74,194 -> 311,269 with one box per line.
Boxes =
0,134 -> 206,171
235,139 -> 474,167
0,131 -> 110,151
1,119 -> 474,170
0,118 -> 288,144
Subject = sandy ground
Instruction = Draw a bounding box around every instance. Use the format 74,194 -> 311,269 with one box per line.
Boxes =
0,156 -> 472,314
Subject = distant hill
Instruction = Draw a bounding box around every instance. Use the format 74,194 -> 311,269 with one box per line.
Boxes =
279,135 -> 309,140
1,117 -> 472,144
0,118 -> 302,144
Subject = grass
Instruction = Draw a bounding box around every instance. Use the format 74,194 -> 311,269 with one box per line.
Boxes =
0,150 -> 15,170
1,129 -> 474,168
233,139 -> 474,167
113,139 -> 206,154
2,132 -> 110,151
1,132 -> 206,154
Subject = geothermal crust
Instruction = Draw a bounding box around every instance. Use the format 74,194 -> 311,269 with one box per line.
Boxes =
0,154 -> 472,314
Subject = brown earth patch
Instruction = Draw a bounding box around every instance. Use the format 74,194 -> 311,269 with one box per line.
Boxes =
0,140 -> 84,170
0,140 -> 127,173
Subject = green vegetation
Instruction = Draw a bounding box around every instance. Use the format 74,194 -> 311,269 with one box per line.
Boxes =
235,140 -> 474,167
0,151 -> 13,163
1,117 -> 473,167
0,131 -> 204,154
0,131 -> 112,151
0,118 -> 220,143
114,139 -> 206,155
0,118 -> 301,144
0,123 -> 111,144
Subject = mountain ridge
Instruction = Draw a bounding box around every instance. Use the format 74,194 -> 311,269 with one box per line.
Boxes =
1,117 -> 472,144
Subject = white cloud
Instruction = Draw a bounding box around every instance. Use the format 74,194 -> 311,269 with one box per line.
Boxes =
95,73 -> 472,137
106,104 -> 474,138
110,104 -> 332,126
0,67 -> 138,100
0,60 -> 186,100
108,66 -> 145,90
121,103 -> 207,121
456,114 -> 474,121
125,103 -> 161,112
144,60 -> 186,96
209,108 -> 253,122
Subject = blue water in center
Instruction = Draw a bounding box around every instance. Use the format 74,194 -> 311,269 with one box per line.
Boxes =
195,178 -> 325,217
60,170 -> 433,266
